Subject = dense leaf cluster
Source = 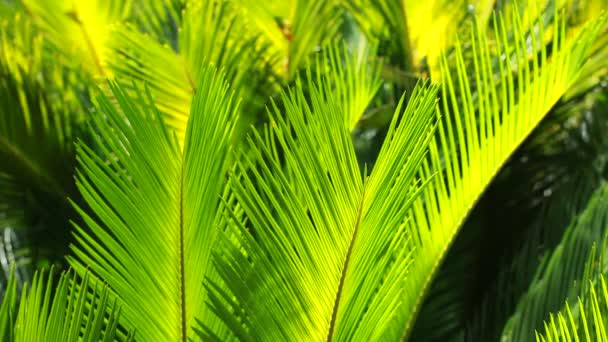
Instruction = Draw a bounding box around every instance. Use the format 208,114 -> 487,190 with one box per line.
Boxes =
1,0 -> 608,341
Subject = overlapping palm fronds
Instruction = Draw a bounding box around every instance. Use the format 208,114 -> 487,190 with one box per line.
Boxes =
0,11 -> 89,286
531,185 -> 608,341
106,0 -> 269,143
0,1 -> 607,341
398,7 -> 605,339
502,184 -> 608,340
231,0 -> 343,80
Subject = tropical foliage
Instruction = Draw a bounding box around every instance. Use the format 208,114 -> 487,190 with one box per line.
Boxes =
1,0 -> 608,341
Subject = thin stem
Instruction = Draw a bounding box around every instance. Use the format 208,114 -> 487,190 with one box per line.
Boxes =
326,185 -> 366,341
178,156 -> 187,341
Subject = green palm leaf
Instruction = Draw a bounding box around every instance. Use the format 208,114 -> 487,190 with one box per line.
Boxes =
130,0 -> 182,45
398,9 -> 605,339
1,267 -> 127,341
532,185 -> 608,341
312,43 -> 383,131
232,0 -> 343,80
537,274 -> 608,342
107,0 -> 267,143
68,67 -> 239,340
0,266 -> 17,339
417,7 -> 608,337
208,76 -> 438,340
500,184 -> 608,341
457,48 -> 608,340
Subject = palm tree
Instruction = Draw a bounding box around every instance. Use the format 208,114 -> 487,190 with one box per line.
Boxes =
1,0 -> 608,341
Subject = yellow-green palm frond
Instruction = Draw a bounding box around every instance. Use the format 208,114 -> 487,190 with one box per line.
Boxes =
563,2 -> 608,99
311,43 -> 383,130
21,0 -> 132,78
232,0 -> 343,80
69,67 -> 240,340
406,0 -> 494,74
343,0 -> 495,75
107,0 -> 269,144
207,72 -> 438,339
398,8 -> 606,339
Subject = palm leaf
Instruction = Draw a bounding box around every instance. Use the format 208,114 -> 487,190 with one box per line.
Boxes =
407,205 -> 488,341
232,0 -> 343,80
20,0 -> 131,78
0,266 -> 17,340
456,171 -> 604,341
563,19 -> 608,98
130,0 -> 182,46
499,184 -> 608,341
398,8 -> 605,339
425,58 -> 608,341
1,267 -> 127,341
341,0 -> 413,72
208,74 -> 438,340
342,0 -> 494,75
107,0 -> 268,143
533,186 -> 608,341
0,13 -> 79,197
311,43 -> 383,131
68,67 -> 239,340
0,12 -> 88,277
405,0 -> 495,73
537,274 -> 608,342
